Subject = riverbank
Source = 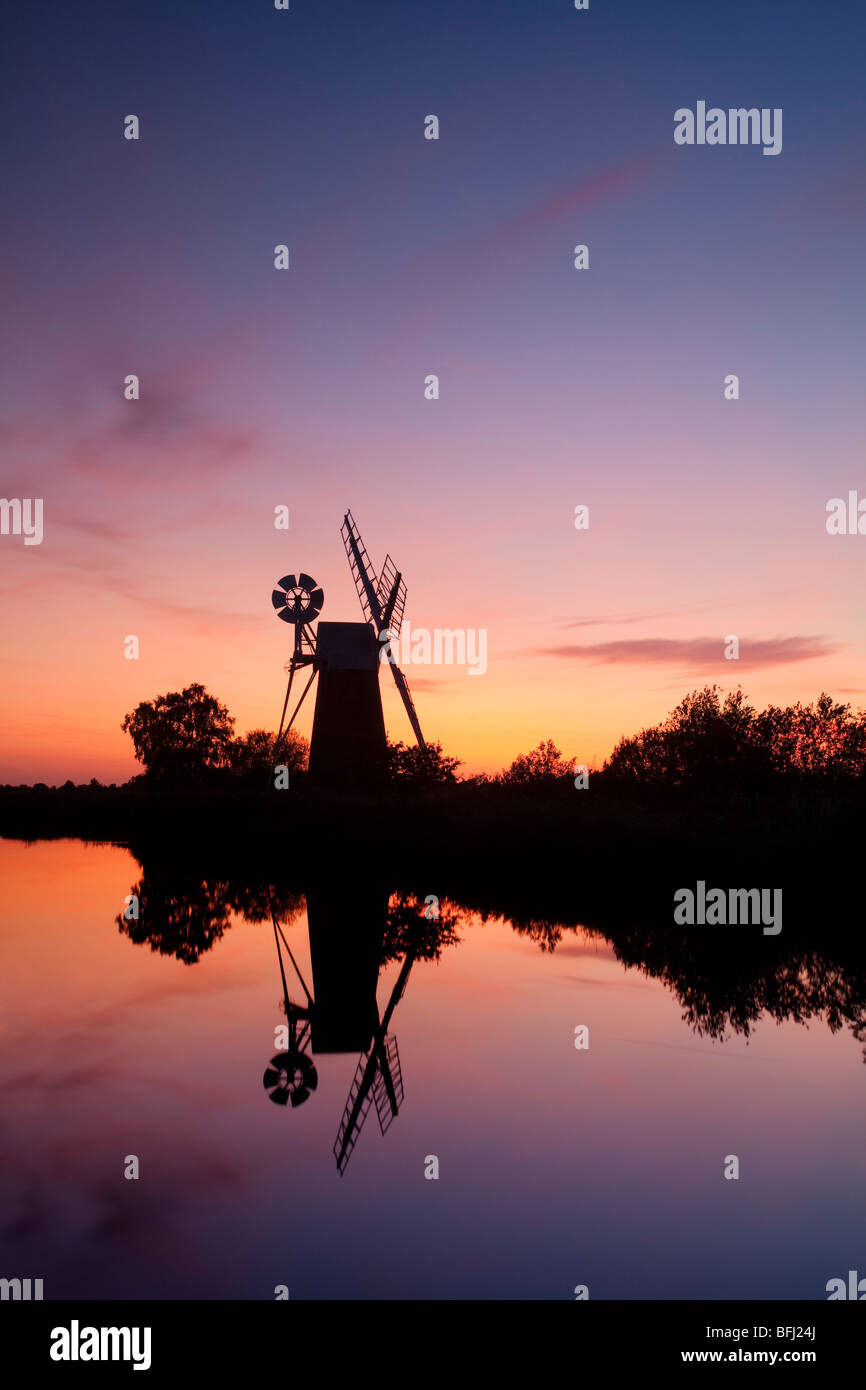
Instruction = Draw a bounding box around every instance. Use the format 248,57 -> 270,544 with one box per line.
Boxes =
1,777 -> 862,933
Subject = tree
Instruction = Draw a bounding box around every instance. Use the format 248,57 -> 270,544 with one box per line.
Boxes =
386,739 -> 462,787
604,686 -> 762,786
755,694 -> 866,778
604,686 -> 866,786
605,687 -> 761,787
228,728 -> 308,782
500,739 -> 577,785
121,684 -> 235,783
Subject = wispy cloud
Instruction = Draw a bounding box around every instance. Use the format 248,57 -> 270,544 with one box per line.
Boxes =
3,351 -> 261,494
559,589 -> 807,631
487,147 -> 666,249
57,516 -> 139,543
377,149 -> 668,354
541,636 -> 839,672
559,602 -> 717,631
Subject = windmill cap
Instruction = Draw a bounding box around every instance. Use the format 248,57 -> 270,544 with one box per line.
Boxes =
315,621 -> 379,671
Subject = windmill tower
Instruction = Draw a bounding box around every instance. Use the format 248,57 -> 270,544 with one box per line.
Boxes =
270,512 -> 427,787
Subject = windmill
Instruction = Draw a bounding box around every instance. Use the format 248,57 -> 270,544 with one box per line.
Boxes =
270,512 -> 427,786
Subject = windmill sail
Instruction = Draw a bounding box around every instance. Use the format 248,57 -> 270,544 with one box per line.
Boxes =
388,662 -> 426,748
341,510 -> 381,626
333,944 -> 414,1174
341,510 -> 427,749
332,1034 -> 404,1174
376,556 -> 406,637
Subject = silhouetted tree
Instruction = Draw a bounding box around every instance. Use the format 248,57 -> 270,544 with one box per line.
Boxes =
116,865 -> 305,963
500,739 -> 576,784
605,686 -> 866,786
605,687 -> 761,787
386,739 -> 462,787
116,875 -> 233,963
121,683 -> 235,784
754,693 -> 866,778
228,727 -> 309,782
601,924 -> 866,1060
381,892 -> 464,961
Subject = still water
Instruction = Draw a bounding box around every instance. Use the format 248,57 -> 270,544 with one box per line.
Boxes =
0,838 -> 863,1300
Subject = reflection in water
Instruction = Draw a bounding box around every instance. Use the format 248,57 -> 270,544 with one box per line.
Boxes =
116,858 -> 866,1086
2,837 -> 863,1299
263,899 -> 317,1109
117,862 -> 463,1171
500,913 -> 866,1063
116,876 -> 305,963
285,884 -> 460,1171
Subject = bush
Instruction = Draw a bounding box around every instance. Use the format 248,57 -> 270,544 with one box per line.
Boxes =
228,728 -> 309,783
386,739 -> 462,788
499,739 -> 577,785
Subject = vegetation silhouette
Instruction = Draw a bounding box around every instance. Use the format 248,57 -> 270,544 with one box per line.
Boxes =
4,686 -> 865,892
497,738 -> 578,785
229,727 -> 308,784
121,684 -> 236,784
120,683 -> 310,788
605,686 -> 866,787
116,873 -> 304,963
385,738 -> 461,786
115,681 -> 866,791
485,910 -> 866,1061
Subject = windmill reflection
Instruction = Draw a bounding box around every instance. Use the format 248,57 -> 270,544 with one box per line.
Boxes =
115,855 -> 460,1171
264,882 -> 453,1173
332,938 -> 414,1174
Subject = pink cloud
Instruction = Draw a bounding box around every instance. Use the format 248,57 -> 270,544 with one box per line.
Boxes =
542,636 -> 839,672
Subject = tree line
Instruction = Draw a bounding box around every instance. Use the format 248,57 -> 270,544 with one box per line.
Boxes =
113,681 -> 866,791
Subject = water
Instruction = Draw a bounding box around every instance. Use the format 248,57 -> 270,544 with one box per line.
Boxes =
1,838 -> 862,1300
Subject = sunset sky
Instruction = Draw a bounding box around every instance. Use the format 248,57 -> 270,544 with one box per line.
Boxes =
2,0 -> 864,782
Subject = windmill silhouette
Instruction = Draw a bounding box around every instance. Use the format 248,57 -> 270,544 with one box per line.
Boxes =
271,511 -> 427,786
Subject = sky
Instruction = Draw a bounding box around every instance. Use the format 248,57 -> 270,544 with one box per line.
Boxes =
1,0 -> 865,781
